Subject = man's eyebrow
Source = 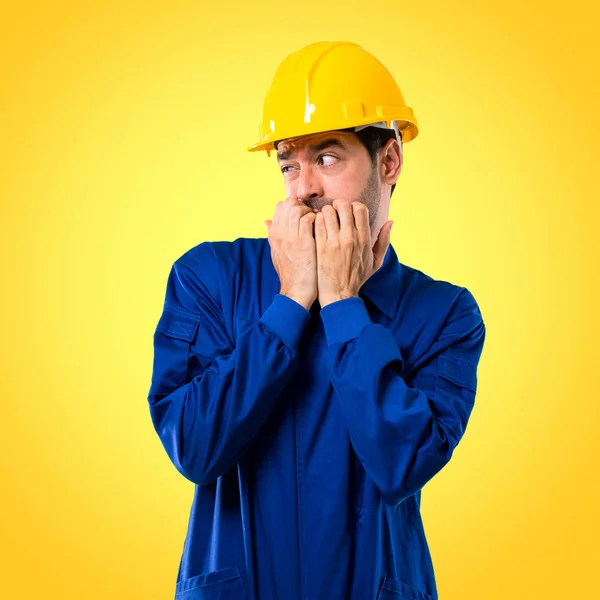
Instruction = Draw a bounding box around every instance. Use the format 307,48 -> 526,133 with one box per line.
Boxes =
276,138 -> 346,162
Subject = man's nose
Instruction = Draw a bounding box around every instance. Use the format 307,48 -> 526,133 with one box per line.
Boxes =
295,166 -> 324,202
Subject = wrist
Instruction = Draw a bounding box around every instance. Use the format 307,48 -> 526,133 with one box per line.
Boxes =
280,289 -> 315,311
319,291 -> 358,308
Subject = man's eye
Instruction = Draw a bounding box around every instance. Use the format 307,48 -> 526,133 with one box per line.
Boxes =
281,154 -> 337,174
319,154 -> 338,166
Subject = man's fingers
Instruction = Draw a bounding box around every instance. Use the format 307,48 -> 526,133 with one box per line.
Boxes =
321,205 -> 340,242
269,201 -> 285,234
314,212 -> 326,251
284,196 -> 305,217
372,220 -> 393,268
270,198 -> 306,236
334,200 -> 355,244
299,212 -> 316,238
290,203 -> 312,235
352,202 -> 371,246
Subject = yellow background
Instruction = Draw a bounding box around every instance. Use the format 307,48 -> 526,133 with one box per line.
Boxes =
2,1 -> 598,598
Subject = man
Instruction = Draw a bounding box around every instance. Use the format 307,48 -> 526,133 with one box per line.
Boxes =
147,41 -> 486,600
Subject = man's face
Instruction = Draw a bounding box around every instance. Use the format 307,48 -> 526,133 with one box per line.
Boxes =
276,130 -> 382,231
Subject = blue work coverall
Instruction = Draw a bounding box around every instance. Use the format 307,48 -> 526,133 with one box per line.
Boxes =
147,237 -> 486,600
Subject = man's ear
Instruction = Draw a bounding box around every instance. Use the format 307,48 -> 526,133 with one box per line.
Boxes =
380,138 -> 402,186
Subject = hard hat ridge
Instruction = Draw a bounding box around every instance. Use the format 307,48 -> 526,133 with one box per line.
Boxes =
248,41 -> 418,157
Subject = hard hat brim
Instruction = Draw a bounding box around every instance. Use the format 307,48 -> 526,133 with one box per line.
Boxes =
247,118 -> 418,154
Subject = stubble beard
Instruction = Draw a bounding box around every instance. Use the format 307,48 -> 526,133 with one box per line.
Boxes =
304,164 -> 381,232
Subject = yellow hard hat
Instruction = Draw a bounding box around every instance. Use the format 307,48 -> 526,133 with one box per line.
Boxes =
247,41 -> 418,157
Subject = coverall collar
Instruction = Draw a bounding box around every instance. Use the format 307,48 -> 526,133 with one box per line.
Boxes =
360,242 -> 402,320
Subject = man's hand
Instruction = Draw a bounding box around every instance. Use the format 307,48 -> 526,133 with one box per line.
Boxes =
265,197 -> 318,311
315,199 -> 393,309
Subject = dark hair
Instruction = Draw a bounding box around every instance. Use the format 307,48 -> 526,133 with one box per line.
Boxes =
342,126 -> 401,197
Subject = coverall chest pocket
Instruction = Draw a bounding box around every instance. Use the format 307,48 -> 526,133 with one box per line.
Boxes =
149,307 -> 202,397
175,566 -> 247,599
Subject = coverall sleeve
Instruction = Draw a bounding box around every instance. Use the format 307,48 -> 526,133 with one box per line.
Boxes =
320,288 -> 486,506
147,250 -> 310,485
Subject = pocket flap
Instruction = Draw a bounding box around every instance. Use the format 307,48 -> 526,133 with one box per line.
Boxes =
378,576 -> 435,600
438,352 -> 478,392
156,308 -> 201,342
175,565 -> 245,598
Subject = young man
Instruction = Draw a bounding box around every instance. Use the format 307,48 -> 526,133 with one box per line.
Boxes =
147,41 -> 486,600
